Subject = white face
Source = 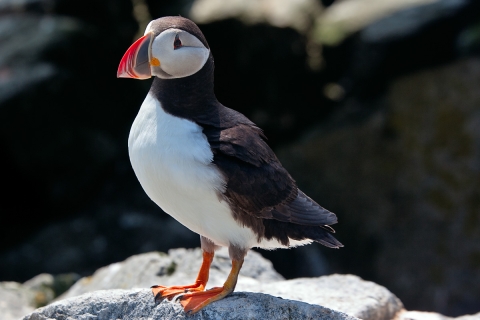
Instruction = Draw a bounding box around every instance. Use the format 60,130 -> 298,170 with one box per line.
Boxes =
146,26 -> 210,79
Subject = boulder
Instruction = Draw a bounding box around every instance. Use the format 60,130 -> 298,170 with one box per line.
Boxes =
58,249 -> 403,320
189,0 -> 322,33
0,281 -> 36,320
60,248 -> 284,300
313,0 -> 435,45
17,249 -> 479,320
0,273 -> 80,320
399,311 -> 480,320
24,289 -> 358,320
245,275 -> 403,320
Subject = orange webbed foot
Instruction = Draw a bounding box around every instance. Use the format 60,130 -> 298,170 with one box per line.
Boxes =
152,283 -> 205,301
151,250 -> 244,315
179,286 -> 232,314
152,250 -> 214,301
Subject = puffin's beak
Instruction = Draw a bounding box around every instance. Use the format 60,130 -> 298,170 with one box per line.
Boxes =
117,32 -> 154,79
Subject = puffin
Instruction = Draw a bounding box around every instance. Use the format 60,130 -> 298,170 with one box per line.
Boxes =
117,16 -> 342,314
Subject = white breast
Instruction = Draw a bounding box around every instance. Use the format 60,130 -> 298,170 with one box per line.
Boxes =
128,93 -> 259,248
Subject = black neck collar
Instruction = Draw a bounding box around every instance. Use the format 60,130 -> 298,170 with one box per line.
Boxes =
149,54 -> 220,123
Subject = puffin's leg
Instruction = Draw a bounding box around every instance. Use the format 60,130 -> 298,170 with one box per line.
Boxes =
179,245 -> 247,314
152,236 -> 217,300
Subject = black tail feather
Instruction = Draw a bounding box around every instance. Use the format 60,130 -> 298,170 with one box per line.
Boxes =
314,230 -> 343,249
263,219 -> 343,248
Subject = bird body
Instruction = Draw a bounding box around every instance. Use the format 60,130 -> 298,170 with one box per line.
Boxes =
118,16 -> 342,314
129,93 -> 256,248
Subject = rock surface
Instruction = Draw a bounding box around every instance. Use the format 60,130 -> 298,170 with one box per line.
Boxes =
313,0 -> 437,45
0,281 -> 36,320
244,275 -> 402,320
61,248 -> 283,300
24,289 -> 358,320
0,273 -> 80,320
399,311 -> 480,320
189,0 -> 322,33
18,249 -> 480,320
58,249 -> 403,320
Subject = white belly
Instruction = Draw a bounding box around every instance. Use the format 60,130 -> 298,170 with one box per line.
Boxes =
128,93 -> 259,248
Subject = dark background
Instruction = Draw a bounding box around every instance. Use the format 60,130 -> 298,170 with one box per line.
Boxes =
1,0 -> 480,316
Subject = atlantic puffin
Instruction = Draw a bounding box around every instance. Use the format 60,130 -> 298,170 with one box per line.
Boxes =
117,16 -> 342,314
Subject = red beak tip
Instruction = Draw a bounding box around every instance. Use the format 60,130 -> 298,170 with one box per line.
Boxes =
117,32 -> 153,80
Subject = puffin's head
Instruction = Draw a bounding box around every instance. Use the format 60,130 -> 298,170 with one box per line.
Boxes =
117,17 -> 210,80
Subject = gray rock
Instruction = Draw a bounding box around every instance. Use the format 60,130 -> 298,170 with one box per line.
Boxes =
237,275 -> 404,320
24,288 -> 359,320
61,248 -> 283,300
313,0 -> 436,45
20,249 -> 477,320
0,272 -> 81,320
361,0 -> 471,43
400,311 -> 480,320
0,281 -> 36,320
22,274 -> 56,308
189,0 -> 322,33
59,249 -> 403,320
313,0 -> 475,45
457,313 -> 480,320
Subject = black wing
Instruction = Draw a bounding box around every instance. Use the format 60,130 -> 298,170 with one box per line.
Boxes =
202,121 -> 338,227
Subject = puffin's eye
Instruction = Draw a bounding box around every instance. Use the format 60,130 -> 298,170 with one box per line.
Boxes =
174,34 -> 182,49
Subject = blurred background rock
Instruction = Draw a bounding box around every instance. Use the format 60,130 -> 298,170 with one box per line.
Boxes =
0,0 -> 479,316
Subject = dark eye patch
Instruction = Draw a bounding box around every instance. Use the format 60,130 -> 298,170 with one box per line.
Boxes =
174,34 -> 182,49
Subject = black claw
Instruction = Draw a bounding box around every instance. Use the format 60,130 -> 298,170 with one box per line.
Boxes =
175,294 -> 185,302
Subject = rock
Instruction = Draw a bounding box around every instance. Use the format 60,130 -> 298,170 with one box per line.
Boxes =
240,275 -> 403,320
144,0 -> 323,34
23,273 -> 80,306
359,0 -> 472,43
399,311 -> 480,320
317,0 -> 480,100
189,0 -> 322,33
314,0 -> 480,46
59,249 -> 403,320
0,281 -> 36,320
24,289 -> 358,320
0,272 -> 80,320
313,0 -> 437,45
13,249 -> 480,320
22,274 -> 56,308
457,314 -> 480,320
60,248 -> 283,300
